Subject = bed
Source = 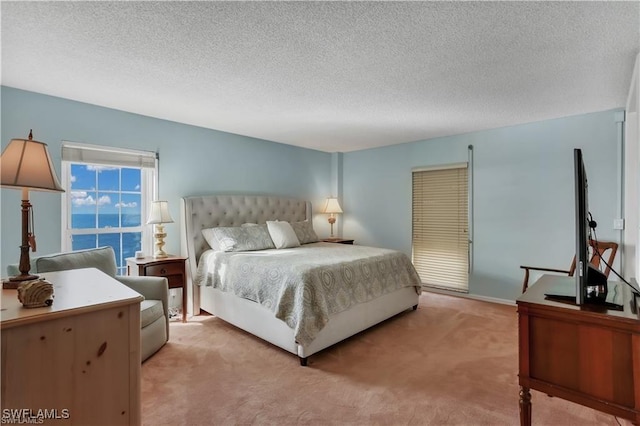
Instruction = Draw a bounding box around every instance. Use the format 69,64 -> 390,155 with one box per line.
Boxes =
180,195 -> 421,365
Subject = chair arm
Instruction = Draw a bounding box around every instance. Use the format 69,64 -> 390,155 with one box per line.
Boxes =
117,275 -> 169,304
519,266 -> 570,275
117,275 -> 170,340
519,265 -> 571,294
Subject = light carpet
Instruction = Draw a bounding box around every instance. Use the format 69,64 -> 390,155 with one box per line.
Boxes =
142,292 -> 622,425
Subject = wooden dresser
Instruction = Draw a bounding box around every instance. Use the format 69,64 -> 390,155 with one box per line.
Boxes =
517,274 -> 640,425
1,268 -> 143,425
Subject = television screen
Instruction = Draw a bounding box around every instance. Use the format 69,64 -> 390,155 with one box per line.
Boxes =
574,148 -> 588,304
574,148 -> 608,305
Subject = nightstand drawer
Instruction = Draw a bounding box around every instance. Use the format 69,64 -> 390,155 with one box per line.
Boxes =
164,274 -> 184,289
145,262 -> 183,277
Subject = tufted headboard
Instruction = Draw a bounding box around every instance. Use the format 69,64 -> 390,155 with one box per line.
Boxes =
180,194 -> 311,281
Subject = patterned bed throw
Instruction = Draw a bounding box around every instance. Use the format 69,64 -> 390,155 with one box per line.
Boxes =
195,242 -> 422,346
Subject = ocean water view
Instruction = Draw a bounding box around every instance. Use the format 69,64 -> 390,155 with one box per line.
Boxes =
72,213 -> 141,229
71,214 -> 142,271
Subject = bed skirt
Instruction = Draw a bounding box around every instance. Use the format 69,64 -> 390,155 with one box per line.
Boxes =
200,285 -> 419,359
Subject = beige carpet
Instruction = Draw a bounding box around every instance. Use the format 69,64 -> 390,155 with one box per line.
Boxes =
142,292 -> 622,425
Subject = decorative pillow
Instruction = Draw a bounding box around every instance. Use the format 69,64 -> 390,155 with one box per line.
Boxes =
266,221 -> 301,249
201,228 -> 222,251
201,225 -> 275,252
290,221 -> 319,244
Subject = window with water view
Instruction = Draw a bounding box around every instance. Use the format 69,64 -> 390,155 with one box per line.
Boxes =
69,164 -> 142,275
62,143 -> 157,275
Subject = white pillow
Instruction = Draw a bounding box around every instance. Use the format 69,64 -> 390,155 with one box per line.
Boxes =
266,221 -> 301,249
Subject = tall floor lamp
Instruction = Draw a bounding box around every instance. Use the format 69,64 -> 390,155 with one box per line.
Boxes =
1,130 -> 65,289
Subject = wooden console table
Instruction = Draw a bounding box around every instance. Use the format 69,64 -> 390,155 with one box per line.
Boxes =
1,268 -> 143,425
517,274 -> 640,425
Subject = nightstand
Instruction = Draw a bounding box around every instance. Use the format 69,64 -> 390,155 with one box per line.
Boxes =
321,238 -> 355,245
126,255 -> 188,322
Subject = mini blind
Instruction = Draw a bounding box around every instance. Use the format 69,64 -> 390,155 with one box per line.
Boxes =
62,142 -> 157,168
412,164 -> 469,292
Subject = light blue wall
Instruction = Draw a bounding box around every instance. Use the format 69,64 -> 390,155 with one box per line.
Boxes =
1,87 -> 332,271
342,110 -> 624,301
1,86 -> 625,302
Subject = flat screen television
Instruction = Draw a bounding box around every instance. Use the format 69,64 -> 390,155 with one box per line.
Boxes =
574,148 -> 608,305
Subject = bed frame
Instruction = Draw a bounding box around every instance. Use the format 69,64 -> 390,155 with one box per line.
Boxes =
180,194 -> 419,365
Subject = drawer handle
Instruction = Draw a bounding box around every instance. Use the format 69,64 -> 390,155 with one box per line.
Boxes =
160,268 -> 167,274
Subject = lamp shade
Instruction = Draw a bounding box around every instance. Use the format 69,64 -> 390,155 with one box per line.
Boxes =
322,197 -> 343,214
1,135 -> 64,192
147,200 -> 174,224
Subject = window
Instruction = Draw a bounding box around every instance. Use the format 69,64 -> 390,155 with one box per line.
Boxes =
412,164 -> 469,292
61,143 -> 157,275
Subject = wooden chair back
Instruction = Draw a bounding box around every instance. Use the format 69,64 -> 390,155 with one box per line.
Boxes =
520,239 -> 618,293
568,239 -> 618,278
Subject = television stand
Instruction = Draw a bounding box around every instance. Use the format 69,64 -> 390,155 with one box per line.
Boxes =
518,274 -> 640,425
544,293 -> 624,311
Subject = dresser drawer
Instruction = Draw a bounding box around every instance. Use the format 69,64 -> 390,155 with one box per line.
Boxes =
145,262 -> 183,277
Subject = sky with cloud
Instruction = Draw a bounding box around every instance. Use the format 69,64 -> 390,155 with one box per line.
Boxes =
70,164 -> 141,216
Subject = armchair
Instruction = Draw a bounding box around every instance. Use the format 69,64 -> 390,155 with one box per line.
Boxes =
7,246 -> 169,362
520,239 -> 618,293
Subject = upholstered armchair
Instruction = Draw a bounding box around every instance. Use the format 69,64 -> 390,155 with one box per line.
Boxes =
7,246 -> 169,362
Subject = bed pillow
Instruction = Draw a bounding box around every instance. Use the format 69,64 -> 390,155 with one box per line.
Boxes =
266,221 -> 301,249
201,225 -> 275,252
290,221 -> 319,244
201,228 -> 222,251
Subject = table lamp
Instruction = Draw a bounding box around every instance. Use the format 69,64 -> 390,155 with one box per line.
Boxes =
322,197 -> 343,238
147,200 -> 174,258
1,130 -> 65,289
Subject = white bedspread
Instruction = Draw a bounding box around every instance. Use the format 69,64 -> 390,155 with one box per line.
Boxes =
195,242 -> 422,345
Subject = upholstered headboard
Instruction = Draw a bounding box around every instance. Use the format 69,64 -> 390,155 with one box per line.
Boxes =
180,194 -> 311,283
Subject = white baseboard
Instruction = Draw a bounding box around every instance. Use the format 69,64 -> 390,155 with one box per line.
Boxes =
422,286 -> 516,306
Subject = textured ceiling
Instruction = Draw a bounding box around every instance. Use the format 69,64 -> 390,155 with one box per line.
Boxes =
2,1 -> 639,153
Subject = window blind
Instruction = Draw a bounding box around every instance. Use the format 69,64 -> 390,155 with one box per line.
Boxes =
412,165 -> 469,292
62,142 -> 157,169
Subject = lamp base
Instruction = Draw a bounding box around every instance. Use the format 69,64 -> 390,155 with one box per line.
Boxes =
153,251 -> 169,259
3,274 -> 40,289
328,216 -> 336,238
153,224 -> 168,259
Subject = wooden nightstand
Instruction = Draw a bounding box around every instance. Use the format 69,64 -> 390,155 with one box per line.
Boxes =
126,255 -> 188,322
321,238 -> 355,245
